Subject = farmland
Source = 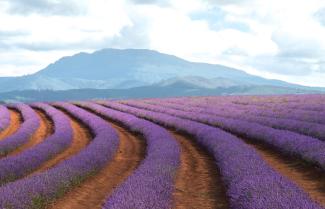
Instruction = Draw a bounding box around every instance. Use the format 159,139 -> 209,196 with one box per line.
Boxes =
0,95 -> 325,209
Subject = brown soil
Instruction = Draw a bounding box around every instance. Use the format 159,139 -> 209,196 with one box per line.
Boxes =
28,110 -> 91,175
172,132 -> 228,209
8,110 -> 53,156
47,122 -> 145,209
0,109 -> 21,140
245,140 -> 325,206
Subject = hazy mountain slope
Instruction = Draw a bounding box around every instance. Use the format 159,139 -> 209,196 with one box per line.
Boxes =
0,48 -> 306,93
157,76 -> 247,88
0,81 -> 319,103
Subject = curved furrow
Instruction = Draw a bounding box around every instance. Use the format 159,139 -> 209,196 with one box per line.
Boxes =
30,109 -> 90,174
143,99 -> 325,141
76,102 -> 180,209
121,100 -> 325,206
152,97 -> 325,124
0,104 -> 40,157
7,109 -> 53,157
100,101 -> 323,209
0,109 -> 21,141
49,122 -> 144,209
245,140 -> 325,206
0,103 -> 73,186
0,106 -> 11,135
0,103 -> 119,209
120,101 -> 325,172
172,132 -> 228,209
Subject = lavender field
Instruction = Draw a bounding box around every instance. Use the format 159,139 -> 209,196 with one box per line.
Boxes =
0,95 -> 325,209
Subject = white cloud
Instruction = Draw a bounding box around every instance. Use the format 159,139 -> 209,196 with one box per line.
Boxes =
202,0 -> 325,85
1,0 -> 87,16
0,0 -> 325,86
0,49 -> 80,76
0,0 -> 131,75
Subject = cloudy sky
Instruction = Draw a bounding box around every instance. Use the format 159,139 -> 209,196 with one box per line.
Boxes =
0,0 -> 325,86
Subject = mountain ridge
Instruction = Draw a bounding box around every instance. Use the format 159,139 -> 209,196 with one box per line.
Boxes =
0,48 -> 308,93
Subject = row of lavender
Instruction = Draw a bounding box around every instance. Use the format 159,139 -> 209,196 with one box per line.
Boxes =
0,102 -> 181,209
0,104 -> 39,157
172,95 -> 325,112
0,97 -> 325,208
141,99 -> 325,140
153,97 -> 325,125
0,103 -> 120,208
121,100 -> 325,170
0,105 -> 10,132
188,94 -> 325,106
218,94 -> 325,108
76,102 -> 180,209
0,103 -> 73,185
101,101 -> 323,209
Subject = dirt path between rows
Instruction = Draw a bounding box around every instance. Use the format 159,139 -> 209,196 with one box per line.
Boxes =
8,109 -> 53,157
172,132 -> 228,209
28,110 -> 90,175
246,140 -> 325,206
48,122 -> 145,209
0,109 -> 21,140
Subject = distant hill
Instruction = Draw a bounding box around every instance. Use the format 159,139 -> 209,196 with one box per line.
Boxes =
0,48 -> 324,102
0,48 -> 312,93
0,81 -> 320,103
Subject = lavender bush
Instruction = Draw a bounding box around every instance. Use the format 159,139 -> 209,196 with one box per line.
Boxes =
0,105 -> 10,132
76,101 -> 180,209
0,103 -> 118,209
121,100 -> 325,170
100,101 -> 323,209
0,104 -> 39,156
143,99 -> 325,140
168,96 -> 325,124
0,103 -> 73,185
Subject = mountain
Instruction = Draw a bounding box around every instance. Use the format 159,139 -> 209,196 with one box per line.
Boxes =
0,48 -> 309,93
